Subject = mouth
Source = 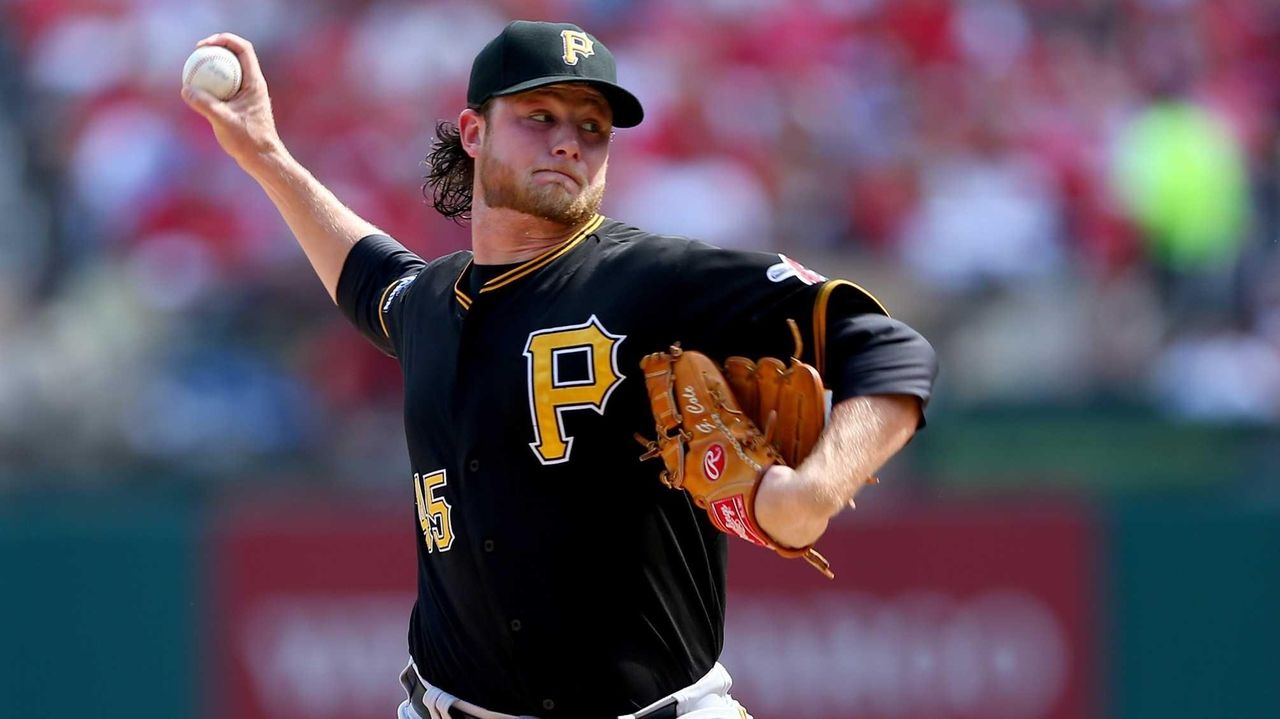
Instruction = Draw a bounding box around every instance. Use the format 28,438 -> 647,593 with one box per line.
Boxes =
534,169 -> 583,187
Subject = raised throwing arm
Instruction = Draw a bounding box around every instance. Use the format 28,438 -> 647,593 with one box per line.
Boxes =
180,32 -> 381,302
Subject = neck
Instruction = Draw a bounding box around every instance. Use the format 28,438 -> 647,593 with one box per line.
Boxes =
469,201 -> 594,265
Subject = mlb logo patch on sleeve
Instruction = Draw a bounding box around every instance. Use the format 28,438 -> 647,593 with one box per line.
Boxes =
382,276 -> 416,313
766,255 -> 827,285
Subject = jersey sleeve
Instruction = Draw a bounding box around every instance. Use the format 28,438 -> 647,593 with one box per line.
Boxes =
335,234 -> 427,358
826,314 -> 937,425
671,241 -> 936,420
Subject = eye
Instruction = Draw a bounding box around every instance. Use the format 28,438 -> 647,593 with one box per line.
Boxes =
581,120 -> 602,134
529,112 -> 553,123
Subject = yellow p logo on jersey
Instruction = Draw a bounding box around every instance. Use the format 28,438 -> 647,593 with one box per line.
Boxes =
524,315 -> 625,464
561,30 -> 595,66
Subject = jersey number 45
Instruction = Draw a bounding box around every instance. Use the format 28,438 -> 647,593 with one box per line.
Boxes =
414,470 -> 454,553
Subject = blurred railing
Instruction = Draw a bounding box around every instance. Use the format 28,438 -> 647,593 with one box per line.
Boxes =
4,480 -> 1279,719
910,407 -> 1280,493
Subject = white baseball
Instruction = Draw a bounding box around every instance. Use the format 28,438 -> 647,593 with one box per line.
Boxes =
182,46 -> 242,101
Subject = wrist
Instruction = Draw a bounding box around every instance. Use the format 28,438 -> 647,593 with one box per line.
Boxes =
755,465 -> 832,549
239,138 -> 291,178
792,462 -> 844,519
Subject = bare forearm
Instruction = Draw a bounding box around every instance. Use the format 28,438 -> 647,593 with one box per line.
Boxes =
245,148 -> 381,302
756,394 -> 920,547
799,395 -> 918,513
180,33 -> 381,303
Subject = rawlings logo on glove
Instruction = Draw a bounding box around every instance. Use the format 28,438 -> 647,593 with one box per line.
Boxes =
637,322 -> 835,579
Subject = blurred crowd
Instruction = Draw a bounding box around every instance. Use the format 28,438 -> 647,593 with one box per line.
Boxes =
2,0 -> 1280,484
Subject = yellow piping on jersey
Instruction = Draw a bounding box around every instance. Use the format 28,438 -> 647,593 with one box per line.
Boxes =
452,214 -> 603,308
481,214 -> 603,292
452,272 -> 473,309
377,279 -> 399,338
813,279 -> 890,377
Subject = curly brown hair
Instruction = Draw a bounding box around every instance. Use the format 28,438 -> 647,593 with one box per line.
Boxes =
422,104 -> 490,224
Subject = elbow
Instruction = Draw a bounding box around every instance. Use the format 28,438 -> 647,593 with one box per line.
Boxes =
828,315 -> 939,421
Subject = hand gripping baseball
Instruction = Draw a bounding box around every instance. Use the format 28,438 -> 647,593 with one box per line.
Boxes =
180,33 -> 284,170
637,340 -> 835,578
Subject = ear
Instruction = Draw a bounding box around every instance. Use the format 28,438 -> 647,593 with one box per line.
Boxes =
459,108 -> 485,159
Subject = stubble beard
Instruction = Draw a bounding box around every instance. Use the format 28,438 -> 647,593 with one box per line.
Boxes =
478,152 -> 605,227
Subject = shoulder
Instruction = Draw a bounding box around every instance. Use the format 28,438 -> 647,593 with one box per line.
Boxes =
593,217 -> 719,269
424,249 -> 473,271
597,217 -> 799,264
596,218 -> 699,250
412,250 -> 473,284
382,250 -> 471,309
593,218 -> 850,294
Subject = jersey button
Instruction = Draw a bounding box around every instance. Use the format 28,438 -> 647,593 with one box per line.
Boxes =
483,539 -> 495,553
541,699 -> 555,711
468,459 -> 480,472
509,619 -> 522,631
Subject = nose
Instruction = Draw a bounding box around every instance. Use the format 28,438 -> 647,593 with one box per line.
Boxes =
550,124 -> 581,161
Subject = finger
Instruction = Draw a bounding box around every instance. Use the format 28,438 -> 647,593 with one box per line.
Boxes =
196,32 -> 264,86
180,85 -> 233,124
197,31 -> 248,49
759,463 -> 793,487
179,85 -> 213,119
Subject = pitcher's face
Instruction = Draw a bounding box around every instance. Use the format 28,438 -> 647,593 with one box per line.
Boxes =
472,84 -> 612,226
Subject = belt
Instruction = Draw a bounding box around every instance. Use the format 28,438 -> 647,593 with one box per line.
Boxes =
400,664 -> 680,719
402,666 -> 486,719
633,698 -> 677,719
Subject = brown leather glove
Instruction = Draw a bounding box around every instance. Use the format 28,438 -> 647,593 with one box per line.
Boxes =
723,352 -> 825,468
638,342 -> 834,579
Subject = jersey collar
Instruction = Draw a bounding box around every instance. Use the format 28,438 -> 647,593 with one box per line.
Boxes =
453,214 -> 604,309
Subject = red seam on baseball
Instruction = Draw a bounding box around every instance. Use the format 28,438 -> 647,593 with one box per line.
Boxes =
185,55 -> 239,89
185,57 -> 210,85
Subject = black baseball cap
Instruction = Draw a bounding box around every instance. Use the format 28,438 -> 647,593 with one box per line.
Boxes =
467,20 -> 644,128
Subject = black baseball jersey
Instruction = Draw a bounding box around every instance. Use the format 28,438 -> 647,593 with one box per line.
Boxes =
337,214 -> 935,717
